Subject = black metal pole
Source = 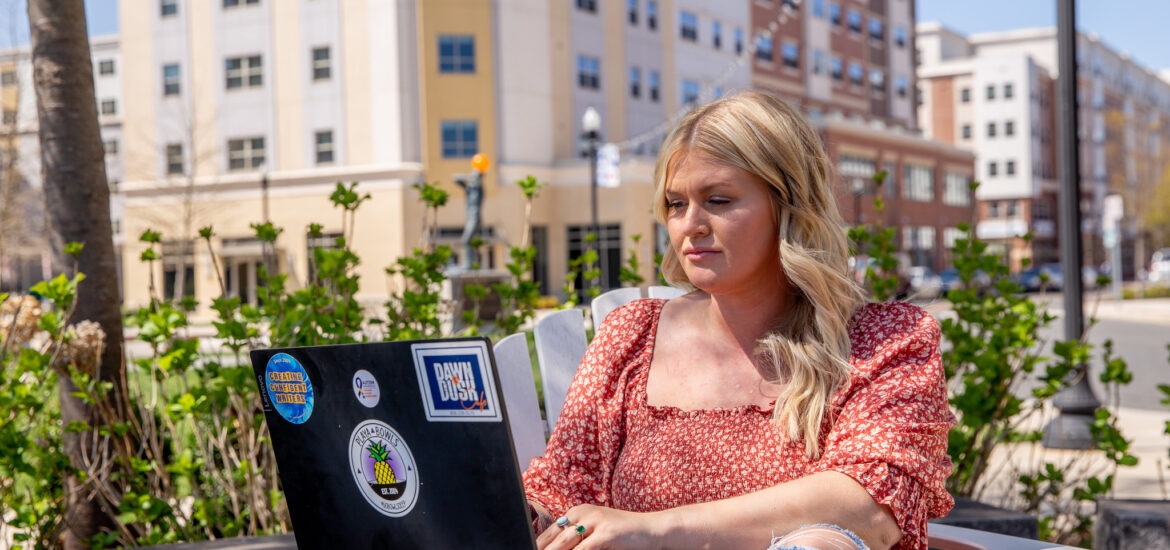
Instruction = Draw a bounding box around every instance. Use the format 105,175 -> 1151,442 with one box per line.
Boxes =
588,132 -> 600,296
1042,0 -> 1100,449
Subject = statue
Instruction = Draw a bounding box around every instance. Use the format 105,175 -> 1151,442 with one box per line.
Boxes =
455,153 -> 490,270
454,171 -> 483,269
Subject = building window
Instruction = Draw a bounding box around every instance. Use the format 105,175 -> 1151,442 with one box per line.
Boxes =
629,66 -> 641,98
225,55 -> 263,89
987,122 -> 997,138
568,224 -> 623,298
104,139 -> 118,155
1006,200 -> 1018,217
830,56 -> 843,81
712,20 -> 722,49
627,0 -> 637,24
960,87 -> 970,103
649,70 -> 660,101
0,71 -> 14,86
987,161 -> 998,176
100,99 -> 117,115
755,34 -> 773,62
869,68 -> 884,92
223,0 -> 260,7
903,165 -> 934,201
315,130 -> 334,164
1006,160 -> 1016,176
846,9 -> 862,33
679,11 -> 698,41
577,55 -> 600,89
987,200 -> 1000,217
98,59 -> 115,75
848,62 -> 863,87
160,0 -> 177,17
2,110 -> 16,124
839,155 -> 876,179
812,0 -> 825,18
781,42 -> 799,69
869,18 -> 884,41
440,120 -> 478,158
734,27 -> 743,55
986,84 -> 995,100
894,26 -> 907,47
438,35 -> 474,74
1004,83 -> 1013,99
681,79 -> 700,105
312,46 -> 332,80
829,2 -> 841,25
646,0 -> 657,30
961,124 -> 971,140
228,137 -> 265,170
1005,120 -> 1015,136
576,0 -> 597,13
812,50 -> 825,75
166,143 -> 184,175
895,75 -> 908,98
943,173 -> 970,206
162,63 -> 181,96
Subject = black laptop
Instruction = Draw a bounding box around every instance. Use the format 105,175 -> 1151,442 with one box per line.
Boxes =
250,337 -> 538,549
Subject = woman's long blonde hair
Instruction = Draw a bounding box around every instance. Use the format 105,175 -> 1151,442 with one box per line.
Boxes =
652,91 -> 865,457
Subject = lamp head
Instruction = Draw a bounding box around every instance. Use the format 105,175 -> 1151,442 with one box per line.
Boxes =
582,107 -> 601,135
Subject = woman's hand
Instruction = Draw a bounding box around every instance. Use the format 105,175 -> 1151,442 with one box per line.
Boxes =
536,504 -> 672,550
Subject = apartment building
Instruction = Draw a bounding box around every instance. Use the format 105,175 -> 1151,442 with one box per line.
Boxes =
750,0 -> 975,271
917,23 -> 1170,275
113,0 -> 976,315
0,36 -> 122,292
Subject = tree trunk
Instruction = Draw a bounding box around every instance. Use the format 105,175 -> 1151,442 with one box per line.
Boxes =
27,0 -> 126,546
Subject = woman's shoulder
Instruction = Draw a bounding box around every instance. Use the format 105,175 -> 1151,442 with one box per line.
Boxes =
848,301 -> 940,352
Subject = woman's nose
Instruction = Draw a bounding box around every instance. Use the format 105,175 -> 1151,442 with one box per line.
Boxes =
681,205 -> 710,237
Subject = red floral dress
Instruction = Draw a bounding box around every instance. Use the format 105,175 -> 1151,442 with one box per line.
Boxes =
522,299 -> 955,549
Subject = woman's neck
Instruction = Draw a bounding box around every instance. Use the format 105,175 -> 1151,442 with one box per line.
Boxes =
701,285 -> 794,355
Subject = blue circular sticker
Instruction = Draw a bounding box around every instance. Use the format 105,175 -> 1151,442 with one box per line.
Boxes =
264,353 -> 315,424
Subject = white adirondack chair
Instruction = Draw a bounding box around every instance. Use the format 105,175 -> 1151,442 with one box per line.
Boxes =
532,308 -> 588,433
590,287 -> 641,330
647,285 -> 686,299
493,333 -> 547,471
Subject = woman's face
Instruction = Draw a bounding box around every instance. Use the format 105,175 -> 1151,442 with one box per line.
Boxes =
664,153 -> 782,296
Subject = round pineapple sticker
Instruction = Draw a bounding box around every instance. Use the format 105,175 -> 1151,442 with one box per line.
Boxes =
349,420 -> 419,517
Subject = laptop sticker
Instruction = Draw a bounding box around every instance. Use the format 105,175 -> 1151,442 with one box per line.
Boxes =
349,420 -> 419,517
412,341 -> 502,422
353,369 -> 381,408
264,353 -> 315,424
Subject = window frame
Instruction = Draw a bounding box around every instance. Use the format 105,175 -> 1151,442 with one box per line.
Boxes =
227,137 -> 266,171
311,46 -> 332,80
438,35 -> 475,74
576,55 -> 600,90
225,54 -> 263,89
440,120 -> 478,159
98,59 -> 115,76
166,143 -> 184,175
162,63 -> 181,96
679,11 -> 698,42
315,130 -> 335,165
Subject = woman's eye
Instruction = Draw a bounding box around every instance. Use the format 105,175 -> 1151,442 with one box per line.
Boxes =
708,197 -> 731,206
666,200 -> 685,210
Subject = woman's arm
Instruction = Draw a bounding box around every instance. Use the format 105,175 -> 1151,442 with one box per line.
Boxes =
540,471 -> 897,550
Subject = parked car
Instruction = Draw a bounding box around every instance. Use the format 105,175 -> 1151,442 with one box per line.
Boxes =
938,267 -> 991,296
1020,263 -> 1063,292
1150,248 -> 1170,284
907,266 -> 943,301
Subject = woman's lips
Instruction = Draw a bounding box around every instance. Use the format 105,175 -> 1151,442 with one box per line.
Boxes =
683,248 -> 719,261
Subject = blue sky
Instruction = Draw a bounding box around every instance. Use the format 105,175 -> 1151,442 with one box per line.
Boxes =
1,1 -> 1167,73
918,0 -> 1170,72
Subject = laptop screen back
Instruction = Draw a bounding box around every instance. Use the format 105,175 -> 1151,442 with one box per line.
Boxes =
251,338 -> 537,549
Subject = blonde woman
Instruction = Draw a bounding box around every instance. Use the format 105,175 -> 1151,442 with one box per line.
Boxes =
524,92 -> 953,550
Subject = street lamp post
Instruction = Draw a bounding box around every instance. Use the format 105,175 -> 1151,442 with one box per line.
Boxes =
581,107 -> 602,295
